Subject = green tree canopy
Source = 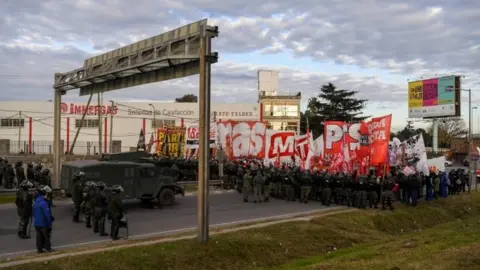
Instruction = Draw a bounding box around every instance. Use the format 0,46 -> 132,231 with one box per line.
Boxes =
175,94 -> 198,103
301,83 -> 369,138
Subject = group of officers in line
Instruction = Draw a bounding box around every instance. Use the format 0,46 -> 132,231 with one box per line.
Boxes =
70,172 -> 126,241
1,158 -> 52,190
14,172 -> 126,254
223,159 -> 471,209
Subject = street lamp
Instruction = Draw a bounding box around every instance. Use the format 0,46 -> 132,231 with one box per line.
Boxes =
473,107 -> 478,134
109,100 -> 114,153
148,103 -> 156,129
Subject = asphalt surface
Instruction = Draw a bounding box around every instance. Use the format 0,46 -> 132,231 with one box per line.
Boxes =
0,191 -> 339,258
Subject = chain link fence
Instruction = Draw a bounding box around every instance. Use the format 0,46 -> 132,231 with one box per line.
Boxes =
8,140 -> 106,155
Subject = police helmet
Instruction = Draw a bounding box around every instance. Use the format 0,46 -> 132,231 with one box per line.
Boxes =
35,164 -> 43,170
84,181 -> 96,187
96,181 -> 106,190
3,158 -> 8,163
37,185 -> 52,195
27,162 -> 33,167
19,180 -> 33,189
73,171 -> 85,179
112,185 -> 124,193
42,169 -> 50,175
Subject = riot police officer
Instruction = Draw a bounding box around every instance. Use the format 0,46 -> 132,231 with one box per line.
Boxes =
15,162 -> 26,189
83,181 -> 97,228
71,172 -> 85,223
381,174 -> 396,210
108,185 -> 125,240
15,180 -> 34,239
242,167 -> 253,202
252,170 -> 265,203
4,162 -> 15,189
26,162 -> 35,182
93,182 -> 109,236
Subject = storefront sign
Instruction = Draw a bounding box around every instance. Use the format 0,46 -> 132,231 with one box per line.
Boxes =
61,103 -> 118,115
128,109 -> 194,116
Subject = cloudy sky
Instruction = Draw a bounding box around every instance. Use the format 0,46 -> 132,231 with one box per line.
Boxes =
1,0 -> 480,132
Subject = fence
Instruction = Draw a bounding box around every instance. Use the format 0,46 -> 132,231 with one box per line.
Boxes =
5,140 -> 118,155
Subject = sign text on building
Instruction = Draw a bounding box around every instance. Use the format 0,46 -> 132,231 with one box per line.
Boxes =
61,103 -> 118,115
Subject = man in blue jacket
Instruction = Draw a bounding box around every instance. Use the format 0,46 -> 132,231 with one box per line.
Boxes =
33,185 -> 55,253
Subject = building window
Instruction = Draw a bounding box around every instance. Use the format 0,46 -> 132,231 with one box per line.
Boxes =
75,119 -> 99,128
267,105 -> 299,117
152,119 -> 176,128
0,118 -> 25,127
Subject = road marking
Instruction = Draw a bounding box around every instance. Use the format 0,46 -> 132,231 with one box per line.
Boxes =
0,207 -> 343,258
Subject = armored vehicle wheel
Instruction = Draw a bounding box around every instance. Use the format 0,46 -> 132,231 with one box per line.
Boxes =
157,188 -> 175,206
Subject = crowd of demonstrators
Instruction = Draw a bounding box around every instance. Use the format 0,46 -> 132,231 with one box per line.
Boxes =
0,158 -> 52,192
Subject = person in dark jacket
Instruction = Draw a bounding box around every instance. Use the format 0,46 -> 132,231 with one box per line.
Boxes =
15,180 -> 34,238
93,181 -> 109,236
33,185 -> 55,253
108,185 -> 125,240
71,172 -> 85,223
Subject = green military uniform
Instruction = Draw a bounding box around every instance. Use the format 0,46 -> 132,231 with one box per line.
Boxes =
284,170 -> 295,201
381,175 -> 395,210
15,183 -> 33,239
253,171 -> 265,203
83,182 -> 97,228
242,170 -> 253,202
93,183 -> 109,236
263,168 -> 273,202
71,177 -> 84,222
300,171 -> 312,203
108,190 -> 124,240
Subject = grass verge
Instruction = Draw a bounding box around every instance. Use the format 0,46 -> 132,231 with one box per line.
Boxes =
0,195 -> 15,204
5,193 -> 480,270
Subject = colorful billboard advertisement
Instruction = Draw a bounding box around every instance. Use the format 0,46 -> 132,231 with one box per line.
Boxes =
156,127 -> 186,157
408,75 -> 460,118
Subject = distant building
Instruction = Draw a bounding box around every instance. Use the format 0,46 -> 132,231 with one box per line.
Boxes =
257,69 -> 301,132
0,101 -> 260,155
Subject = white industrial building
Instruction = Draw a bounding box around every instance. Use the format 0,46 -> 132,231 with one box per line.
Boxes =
0,101 -> 261,155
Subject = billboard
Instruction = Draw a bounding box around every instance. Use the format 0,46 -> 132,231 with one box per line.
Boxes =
408,75 -> 461,118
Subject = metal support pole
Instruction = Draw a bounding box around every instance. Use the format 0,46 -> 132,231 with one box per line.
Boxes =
18,111 -> 22,152
109,101 -> 114,153
70,94 -> 93,154
198,30 -> 211,243
98,93 -> 102,155
432,119 -> 439,154
53,89 -> 62,188
468,89 -> 475,190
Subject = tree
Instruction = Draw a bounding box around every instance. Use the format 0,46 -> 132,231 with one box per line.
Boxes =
302,83 -> 369,138
175,94 -> 198,103
391,121 -> 416,141
428,118 -> 467,148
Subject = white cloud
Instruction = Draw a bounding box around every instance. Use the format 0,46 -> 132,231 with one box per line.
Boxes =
1,0 -> 479,130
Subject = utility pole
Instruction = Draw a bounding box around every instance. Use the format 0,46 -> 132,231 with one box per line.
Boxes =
18,111 -> 22,152
468,89 -> 474,190
109,100 -> 114,153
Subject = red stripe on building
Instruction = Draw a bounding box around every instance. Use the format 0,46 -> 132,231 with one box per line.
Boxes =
104,117 -> 108,153
66,117 -> 70,153
142,118 -> 146,134
180,118 -> 184,127
28,117 -> 32,154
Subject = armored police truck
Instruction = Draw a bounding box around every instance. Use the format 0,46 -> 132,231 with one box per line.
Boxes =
60,155 -> 185,206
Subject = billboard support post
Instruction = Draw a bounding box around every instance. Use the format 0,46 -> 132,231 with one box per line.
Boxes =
468,88 -> 474,190
432,119 -> 438,153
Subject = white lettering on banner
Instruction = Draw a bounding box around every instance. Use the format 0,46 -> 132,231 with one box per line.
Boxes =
231,122 -> 266,157
217,122 -> 315,161
268,131 -> 295,158
186,124 -> 216,141
295,134 -> 310,159
324,123 -> 361,151
368,118 -> 387,142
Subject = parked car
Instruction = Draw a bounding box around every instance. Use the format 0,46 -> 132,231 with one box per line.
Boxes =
444,160 -> 453,167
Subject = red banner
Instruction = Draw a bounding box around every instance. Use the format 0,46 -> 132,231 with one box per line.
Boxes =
323,114 -> 392,174
368,114 -> 392,165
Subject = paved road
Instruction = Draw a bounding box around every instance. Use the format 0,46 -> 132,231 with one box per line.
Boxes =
0,192 -> 339,258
